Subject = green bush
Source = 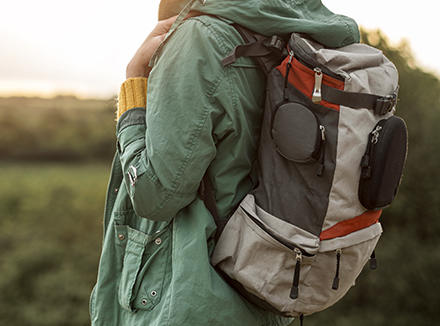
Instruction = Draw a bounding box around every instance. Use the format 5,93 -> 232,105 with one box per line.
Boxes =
0,163 -> 109,326
0,96 -> 116,162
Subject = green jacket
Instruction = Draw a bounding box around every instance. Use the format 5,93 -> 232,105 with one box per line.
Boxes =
89,1 -> 359,325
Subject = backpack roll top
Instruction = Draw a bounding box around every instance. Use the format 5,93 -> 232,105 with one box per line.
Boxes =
211,30 -> 408,317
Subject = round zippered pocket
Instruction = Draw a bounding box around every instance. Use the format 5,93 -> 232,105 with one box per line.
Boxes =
272,102 -> 325,164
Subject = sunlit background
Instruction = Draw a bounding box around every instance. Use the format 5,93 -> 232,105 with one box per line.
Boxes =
1,0 -> 439,98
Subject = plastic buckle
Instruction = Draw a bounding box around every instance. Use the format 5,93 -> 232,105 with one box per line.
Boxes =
375,94 -> 397,115
265,35 -> 285,52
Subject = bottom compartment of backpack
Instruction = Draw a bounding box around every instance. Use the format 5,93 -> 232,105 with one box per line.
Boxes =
211,194 -> 382,317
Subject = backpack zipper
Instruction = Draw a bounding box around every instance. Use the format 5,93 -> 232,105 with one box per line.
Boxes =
332,249 -> 342,290
361,121 -> 386,179
283,50 -> 295,102
240,206 -> 313,257
290,248 -> 302,299
241,206 -> 313,301
317,125 -> 326,176
369,250 -> 378,270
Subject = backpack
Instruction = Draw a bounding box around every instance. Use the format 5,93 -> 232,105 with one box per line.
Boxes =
199,25 -> 408,320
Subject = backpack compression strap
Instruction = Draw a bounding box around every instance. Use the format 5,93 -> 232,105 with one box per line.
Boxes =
322,84 -> 398,115
223,26 -> 398,115
222,25 -> 286,75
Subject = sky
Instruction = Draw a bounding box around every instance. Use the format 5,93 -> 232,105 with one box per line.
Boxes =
1,0 -> 438,98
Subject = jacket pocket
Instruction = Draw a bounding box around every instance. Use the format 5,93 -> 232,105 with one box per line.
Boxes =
115,222 -> 171,312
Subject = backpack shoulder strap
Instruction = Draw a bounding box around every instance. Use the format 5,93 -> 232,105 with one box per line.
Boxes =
199,172 -> 227,241
222,24 -> 287,75
199,25 -> 285,240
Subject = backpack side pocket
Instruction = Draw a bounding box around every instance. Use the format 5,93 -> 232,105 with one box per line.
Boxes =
359,116 -> 408,209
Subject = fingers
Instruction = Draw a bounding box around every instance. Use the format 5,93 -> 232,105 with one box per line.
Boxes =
155,15 -> 178,35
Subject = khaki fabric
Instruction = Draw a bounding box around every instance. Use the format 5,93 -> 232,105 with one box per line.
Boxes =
213,195 -> 382,316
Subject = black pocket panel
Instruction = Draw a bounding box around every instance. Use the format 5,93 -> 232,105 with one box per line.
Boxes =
272,102 -> 321,163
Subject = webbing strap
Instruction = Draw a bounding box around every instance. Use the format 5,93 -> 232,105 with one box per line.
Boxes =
222,41 -> 273,67
222,24 -> 286,75
322,84 -> 398,115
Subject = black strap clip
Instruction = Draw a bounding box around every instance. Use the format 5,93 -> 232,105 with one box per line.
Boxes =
263,35 -> 285,52
374,93 -> 397,115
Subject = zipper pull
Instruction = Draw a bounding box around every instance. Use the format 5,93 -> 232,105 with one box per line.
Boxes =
332,249 -> 342,290
283,50 -> 295,102
319,125 -> 326,142
312,68 -> 323,104
317,125 -> 326,176
371,125 -> 383,144
290,248 -> 302,299
369,250 -> 377,270
288,49 -> 294,64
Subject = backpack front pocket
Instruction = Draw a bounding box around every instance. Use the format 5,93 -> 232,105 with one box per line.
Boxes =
116,223 -> 171,312
286,222 -> 382,315
212,194 -> 319,317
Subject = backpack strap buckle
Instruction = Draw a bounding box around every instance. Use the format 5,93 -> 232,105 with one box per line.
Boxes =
264,35 -> 285,52
374,93 -> 397,115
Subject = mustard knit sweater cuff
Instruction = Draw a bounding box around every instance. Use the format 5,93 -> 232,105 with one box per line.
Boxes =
116,77 -> 148,120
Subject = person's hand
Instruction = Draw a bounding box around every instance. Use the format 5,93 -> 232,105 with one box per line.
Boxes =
126,15 -> 178,79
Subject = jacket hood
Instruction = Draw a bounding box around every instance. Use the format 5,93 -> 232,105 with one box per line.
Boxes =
191,0 -> 360,47
159,0 -> 359,48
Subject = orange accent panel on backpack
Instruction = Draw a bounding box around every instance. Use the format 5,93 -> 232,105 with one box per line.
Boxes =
319,210 -> 382,241
277,57 -> 345,112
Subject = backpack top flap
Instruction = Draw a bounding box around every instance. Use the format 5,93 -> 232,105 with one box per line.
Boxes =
289,33 -> 399,97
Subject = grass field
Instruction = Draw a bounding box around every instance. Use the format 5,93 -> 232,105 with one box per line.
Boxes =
0,162 -> 110,326
1,162 -> 438,326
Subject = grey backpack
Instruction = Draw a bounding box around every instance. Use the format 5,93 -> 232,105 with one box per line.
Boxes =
200,26 -> 408,320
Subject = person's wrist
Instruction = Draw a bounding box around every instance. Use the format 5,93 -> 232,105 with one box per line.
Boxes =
126,61 -> 152,79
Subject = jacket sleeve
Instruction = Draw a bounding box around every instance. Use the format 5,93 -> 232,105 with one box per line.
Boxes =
115,18 -> 231,222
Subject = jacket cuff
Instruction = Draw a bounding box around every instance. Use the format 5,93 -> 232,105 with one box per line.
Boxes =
117,77 -> 148,120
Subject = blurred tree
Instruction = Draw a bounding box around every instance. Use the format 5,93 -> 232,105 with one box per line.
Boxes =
306,29 -> 440,326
